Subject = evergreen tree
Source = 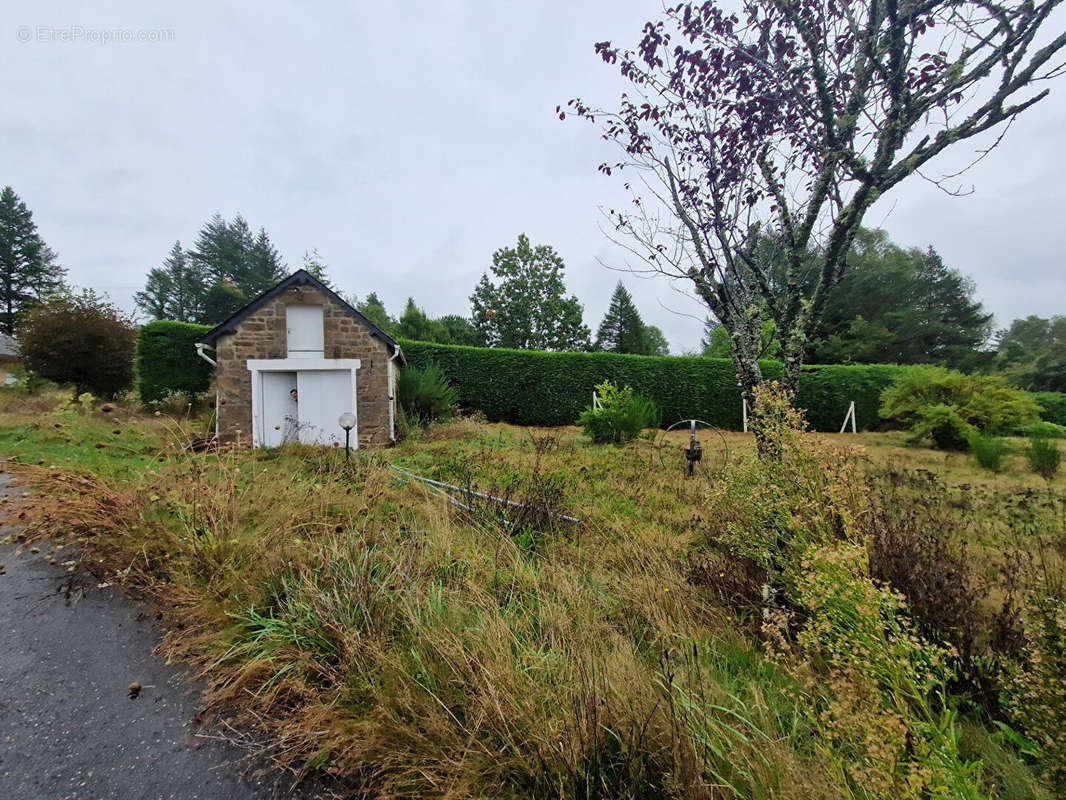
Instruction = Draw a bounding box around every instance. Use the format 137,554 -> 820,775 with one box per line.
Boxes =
300,248 -> 331,287
395,297 -> 436,341
200,281 -> 248,325
595,282 -> 649,354
355,292 -> 395,333
0,186 -> 66,335
186,214 -> 284,315
470,234 -> 590,351
436,314 -> 485,347
134,241 -> 206,322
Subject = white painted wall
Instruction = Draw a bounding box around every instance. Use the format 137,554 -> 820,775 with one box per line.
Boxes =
248,358 -> 361,448
296,370 -> 355,446
285,306 -> 324,358
261,371 -> 298,446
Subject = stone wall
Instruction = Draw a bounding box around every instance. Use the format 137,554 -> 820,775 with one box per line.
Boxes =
214,288 -> 397,447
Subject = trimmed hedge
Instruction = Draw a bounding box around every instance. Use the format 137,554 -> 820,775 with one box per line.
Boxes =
399,340 -> 907,432
135,321 -> 213,404
134,321 -> 1066,432
1033,391 -> 1066,427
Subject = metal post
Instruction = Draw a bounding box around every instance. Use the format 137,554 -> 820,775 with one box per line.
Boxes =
345,428 -> 351,461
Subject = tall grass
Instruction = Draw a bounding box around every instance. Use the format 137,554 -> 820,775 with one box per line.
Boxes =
2,386 -> 1060,799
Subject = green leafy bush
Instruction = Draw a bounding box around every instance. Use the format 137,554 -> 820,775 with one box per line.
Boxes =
881,366 -> 1040,448
1033,391 -> 1066,426
912,405 -> 975,450
401,339 -> 905,431
1017,420 -> 1066,439
135,321 -> 214,404
970,433 -> 1008,472
1026,437 -> 1061,481
398,364 -> 458,426
577,380 -> 660,444
18,291 -> 137,399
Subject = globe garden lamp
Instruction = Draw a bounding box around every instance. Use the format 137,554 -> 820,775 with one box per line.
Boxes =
338,412 -> 356,461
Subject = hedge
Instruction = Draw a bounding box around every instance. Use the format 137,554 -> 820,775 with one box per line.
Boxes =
399,339 -> 908,432
135,322 -> 1066,431
135,321 -> 213,404
1033,391 -> 1066,426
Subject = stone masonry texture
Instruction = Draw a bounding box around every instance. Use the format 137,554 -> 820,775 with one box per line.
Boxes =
214,288 -> 396,447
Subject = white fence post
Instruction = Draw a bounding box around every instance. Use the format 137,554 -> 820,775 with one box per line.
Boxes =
839,400 -> 857,434
742,398 -> 748,433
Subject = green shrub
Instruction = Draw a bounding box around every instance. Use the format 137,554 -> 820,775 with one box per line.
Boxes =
577,380 -> 660,444
881,366 -> 1040,448
135,321 -> 214,404
1033,391 -> 1066,426
1026,437 -> 1061,481
398,364 -> 458,426
970,433 -> 1008,472
400,339 -> 905,431
1015,421 -> 1066,439
18,291 -> 137,399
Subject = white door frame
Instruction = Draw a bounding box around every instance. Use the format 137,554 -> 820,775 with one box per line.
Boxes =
248,358 -> 361,447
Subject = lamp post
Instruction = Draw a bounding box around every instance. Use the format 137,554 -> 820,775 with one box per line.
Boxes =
338,412 -> 356,461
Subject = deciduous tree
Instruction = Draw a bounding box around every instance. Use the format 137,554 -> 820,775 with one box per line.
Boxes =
565,0 -> 1066,400
18,290 -> 135,397
470,234 -> 590,351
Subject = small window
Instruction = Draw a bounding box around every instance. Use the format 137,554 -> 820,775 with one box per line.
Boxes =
286,305 -> 324,358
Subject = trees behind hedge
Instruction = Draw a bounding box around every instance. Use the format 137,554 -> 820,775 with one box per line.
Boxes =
18,291 -> 135,398
135,214 -> 286,325
470,234 -> 590,351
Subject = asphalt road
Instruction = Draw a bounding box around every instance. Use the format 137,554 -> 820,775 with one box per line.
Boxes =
0,473 -> 334,800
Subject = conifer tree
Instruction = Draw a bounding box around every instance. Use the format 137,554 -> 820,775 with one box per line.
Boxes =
0,186 -> 66,334
134,241 -> 206,322
595,282 -> 649,354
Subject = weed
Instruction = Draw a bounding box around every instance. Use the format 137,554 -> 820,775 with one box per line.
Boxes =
1027,437 -> 1061,481
970,433 -> 1008,472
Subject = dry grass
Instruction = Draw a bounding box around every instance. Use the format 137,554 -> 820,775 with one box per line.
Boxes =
1,388 -> 1061,799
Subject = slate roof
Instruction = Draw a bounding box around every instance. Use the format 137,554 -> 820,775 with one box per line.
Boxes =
197,269 -> 402,357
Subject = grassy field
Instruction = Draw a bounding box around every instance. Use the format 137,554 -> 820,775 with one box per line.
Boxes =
1,383 -> 1064,799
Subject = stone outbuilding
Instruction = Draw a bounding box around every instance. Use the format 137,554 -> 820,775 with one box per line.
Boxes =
196,270 -> 403,448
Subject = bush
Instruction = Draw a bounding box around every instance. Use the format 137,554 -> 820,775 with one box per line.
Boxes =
577,380 -> 660,444
970,433 -> 1008,472
401,339 -> 906,431
17,291 -> 136,398
1015,421 -> 1066,439
881,366 -> 1041,448
912,404 -> 975,450
398,364 -> 458,426
1026,437 -> 1061,481
135,321 -> 214,404
1033,391 -> 1066,426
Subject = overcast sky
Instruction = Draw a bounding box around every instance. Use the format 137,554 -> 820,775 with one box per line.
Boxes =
4,1 -> 1064,353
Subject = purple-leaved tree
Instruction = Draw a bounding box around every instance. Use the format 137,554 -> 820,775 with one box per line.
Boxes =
563,0 -> 1065,400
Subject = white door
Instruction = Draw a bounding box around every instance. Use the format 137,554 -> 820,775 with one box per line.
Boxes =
261,371 -> 298,447
286,306 -> 324,358
295,370 -> 355,446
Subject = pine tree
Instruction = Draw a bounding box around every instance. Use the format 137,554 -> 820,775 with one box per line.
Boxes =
300,248 -> 331,287
595,282 -> 649,354
0,186 -> 66,334
134,241 -> 206,322
186,214 -> 284,308
469,234 -> 590,351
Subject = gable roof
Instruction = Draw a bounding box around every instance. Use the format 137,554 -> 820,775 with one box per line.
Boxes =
197,269 -> 402,356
